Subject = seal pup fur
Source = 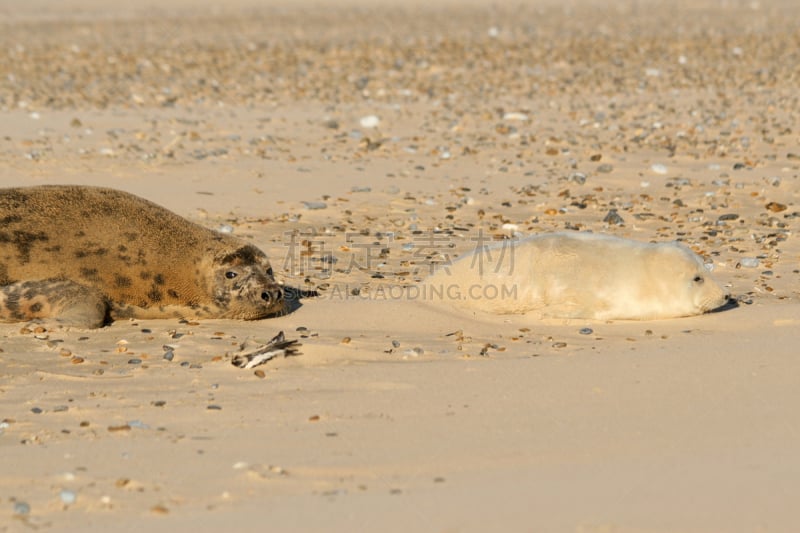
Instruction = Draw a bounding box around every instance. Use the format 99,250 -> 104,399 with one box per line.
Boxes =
423,232 -> 729,320
0,185 -> 285,327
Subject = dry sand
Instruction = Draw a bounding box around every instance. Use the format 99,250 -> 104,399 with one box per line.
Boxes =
2,0 -> 800,531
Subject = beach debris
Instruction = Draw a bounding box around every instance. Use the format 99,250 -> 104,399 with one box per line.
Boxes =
231,331 -> 301,369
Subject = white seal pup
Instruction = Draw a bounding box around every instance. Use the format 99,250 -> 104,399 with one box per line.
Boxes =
422,232 -> 729,320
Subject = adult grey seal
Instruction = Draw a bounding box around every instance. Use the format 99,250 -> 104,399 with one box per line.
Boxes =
0,185 -> 284,327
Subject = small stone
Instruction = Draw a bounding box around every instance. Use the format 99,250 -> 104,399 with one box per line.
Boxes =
13,501 -> 31,516
650,163 -> 668,175
738,258 -> 760,268
391,340 -> 401,348
162,351 -> 174,361
596,163 -> 614,173
60,489 -> 77,505
603,208 -> 625,225
128,358 -> 142,365
569,172 -> 587,185
718,213 -> 739,221
207,405 -> 222,410
302,201 -> 327,210
359,115 -> 380,128
766,202 -> 787,212
31,407 -> 43,414
502,112 -> 529,121
579,328 -> 593,335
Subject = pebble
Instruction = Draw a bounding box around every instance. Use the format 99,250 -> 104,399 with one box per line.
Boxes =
13,501 -> 31,516
359,115 -> 380,128
569,172 -> 587,185
596,163 -> 614,173
303,201 -> 328,210
603,208 -> 625,225
579,328 -> 593,335
163,350 -> 174,361
218,224 -> 234,234
351,186 -> 372,193
650,163 -> 668,174
128,358 -> 142,365
738,257 -> 760,268
60,489 -> 77,505
502,112 -> 529,121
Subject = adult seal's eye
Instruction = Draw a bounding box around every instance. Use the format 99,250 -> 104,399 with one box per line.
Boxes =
266,267 -> 273,277
225,271 -> 238,279
693,275 -> 704,284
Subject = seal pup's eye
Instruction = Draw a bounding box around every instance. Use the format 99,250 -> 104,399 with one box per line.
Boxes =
693,275 -> 704,284
266,267 -> 274,277
225,271 -> 238,279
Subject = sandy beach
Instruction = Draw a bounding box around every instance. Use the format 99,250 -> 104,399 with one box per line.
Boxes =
2,0 -> 800,531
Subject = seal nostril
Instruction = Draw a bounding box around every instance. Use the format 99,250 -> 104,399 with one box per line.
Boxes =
261,288 -> 283,304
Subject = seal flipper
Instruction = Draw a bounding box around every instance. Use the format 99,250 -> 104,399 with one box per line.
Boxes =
0,279 -> 110,328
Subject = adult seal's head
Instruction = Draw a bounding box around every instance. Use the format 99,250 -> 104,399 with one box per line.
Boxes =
206,244 -> 285,320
